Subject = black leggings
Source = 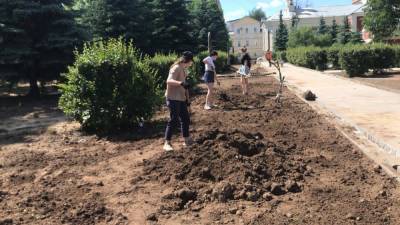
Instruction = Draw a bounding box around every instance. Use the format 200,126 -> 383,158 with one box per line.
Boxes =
165,100 -> 190,141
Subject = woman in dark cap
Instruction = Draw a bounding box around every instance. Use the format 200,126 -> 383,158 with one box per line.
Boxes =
163,51 -> 194,151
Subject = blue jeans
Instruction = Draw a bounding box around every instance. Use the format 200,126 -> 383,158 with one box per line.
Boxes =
165,100 -> 190,141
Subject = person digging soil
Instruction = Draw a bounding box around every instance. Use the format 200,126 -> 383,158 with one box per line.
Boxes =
163,51 -> 195,152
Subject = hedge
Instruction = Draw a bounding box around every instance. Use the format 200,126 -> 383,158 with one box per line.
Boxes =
287,43 -> 398,76
146,53 -> 177,90
339,43 -> 396,77
395,45 -> 400,67
286,46 -> 327,71
326,45 -> 341,69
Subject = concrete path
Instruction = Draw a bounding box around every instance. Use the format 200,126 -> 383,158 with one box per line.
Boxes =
262,63 -> 400,170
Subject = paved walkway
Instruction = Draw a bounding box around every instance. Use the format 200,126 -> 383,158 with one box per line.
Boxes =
262,63 -> 400,166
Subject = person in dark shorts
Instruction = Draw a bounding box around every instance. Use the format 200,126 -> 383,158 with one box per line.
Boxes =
202,51 -> 221,110
163,51 -> 194,152
239,47 -> 251,95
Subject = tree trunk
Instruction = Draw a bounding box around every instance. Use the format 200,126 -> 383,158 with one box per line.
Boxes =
28,73 -> 40,98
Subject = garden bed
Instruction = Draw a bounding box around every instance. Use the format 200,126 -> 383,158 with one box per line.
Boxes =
0,76 -> 399,225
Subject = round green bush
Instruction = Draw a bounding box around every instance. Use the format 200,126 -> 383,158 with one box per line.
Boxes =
59,38 -> 162,133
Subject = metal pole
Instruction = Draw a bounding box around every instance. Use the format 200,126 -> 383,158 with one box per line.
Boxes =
208,32 -> 211,54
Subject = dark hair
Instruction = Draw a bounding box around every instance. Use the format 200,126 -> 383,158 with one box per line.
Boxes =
241,47 -> 247,53
170,51 -> 194,69
210,51 -> 218,56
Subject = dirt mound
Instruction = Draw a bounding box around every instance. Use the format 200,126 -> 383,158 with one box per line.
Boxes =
142,128 -> 306,212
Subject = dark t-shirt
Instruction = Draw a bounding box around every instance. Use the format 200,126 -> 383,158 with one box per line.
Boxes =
241,53 -> 251,68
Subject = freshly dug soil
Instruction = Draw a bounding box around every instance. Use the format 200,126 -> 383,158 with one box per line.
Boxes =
0,76 -> 399,225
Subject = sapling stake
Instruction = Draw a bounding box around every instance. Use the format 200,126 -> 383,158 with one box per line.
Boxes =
266,53 -> 285,104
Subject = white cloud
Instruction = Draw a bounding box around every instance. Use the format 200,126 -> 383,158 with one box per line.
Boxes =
271,0 -> 284,7
224,9 -> 246,21
256,0 -> 285,10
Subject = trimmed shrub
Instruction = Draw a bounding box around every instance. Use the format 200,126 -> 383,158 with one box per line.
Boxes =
286,46 -> 327,71
59,38 -> 162,133
326,45 -> 342,69
394,45 -> 400,67
339,44 -> 370,77
146,53 -> 177,90
367,43 -> 396,72
339,43 -> 396,77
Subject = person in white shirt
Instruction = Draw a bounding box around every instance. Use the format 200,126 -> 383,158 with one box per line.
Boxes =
202,51 -> 220,110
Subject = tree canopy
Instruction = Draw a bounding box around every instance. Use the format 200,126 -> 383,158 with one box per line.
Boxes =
0,0 -> 83,96
249,7 -> 266,22
364,0 -> 400,41
274,11 -> 289,51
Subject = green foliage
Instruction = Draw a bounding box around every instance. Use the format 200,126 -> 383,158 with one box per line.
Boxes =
339,45 -> 370,77
59,38 -> 162,132
151,0 -> 194,53
74,0 -> 154,53
286,46 -> 328,71
273,51 -> 287,62
330,18 -> 339,43
274,11 -> 289,51
190,0 -> 229,52
288,27 -> 316,48
339,43 -> 396,77
326,45 -> 342,69
146,53 -> 178,90
317,17 -> 328,35
288,27 -> 333,48
249,7 -> 266,21
394,45 -> 400,67
0,0 -> 84,97
349,32 -> 364,44
338,17 -> 352,45
190,51 -> 230,79
291,14 -> 300,29
364,0 -> 400,41
314,34 -> 334,47
367,43 -> 396,72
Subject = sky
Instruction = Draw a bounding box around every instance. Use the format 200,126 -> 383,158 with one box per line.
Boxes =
221,0 -> 353,21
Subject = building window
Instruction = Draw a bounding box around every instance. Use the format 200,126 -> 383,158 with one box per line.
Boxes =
238,41 -> 241,47
260,28 -> 262,33
237,28 -> 240,34
246,40 -> 249,46
246,28 -> 248,33
254,27 -> 257,33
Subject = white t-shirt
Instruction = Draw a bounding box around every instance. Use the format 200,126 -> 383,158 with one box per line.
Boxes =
203,56 -> 216,72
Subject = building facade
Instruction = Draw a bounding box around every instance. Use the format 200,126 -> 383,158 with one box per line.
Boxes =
227,16 -> 264,58
262,0 -> 369,51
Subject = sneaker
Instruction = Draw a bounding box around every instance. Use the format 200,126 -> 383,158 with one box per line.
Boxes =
163,141 -> 174,152
204,105 -> 211,110
183,137 -> 194,147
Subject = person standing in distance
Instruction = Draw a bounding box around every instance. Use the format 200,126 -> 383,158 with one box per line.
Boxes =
239,47 -> 251,95
202,51 -> 221,110
163,52 -> 194,152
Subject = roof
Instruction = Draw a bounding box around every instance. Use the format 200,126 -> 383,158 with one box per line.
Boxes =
226,16 -> 259,24
267,4 -> 365,21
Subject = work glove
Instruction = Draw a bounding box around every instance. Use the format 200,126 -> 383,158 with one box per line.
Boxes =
180,81 -> 190,89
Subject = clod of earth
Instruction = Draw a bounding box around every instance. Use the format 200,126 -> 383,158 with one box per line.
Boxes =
303,90 -> 317,101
